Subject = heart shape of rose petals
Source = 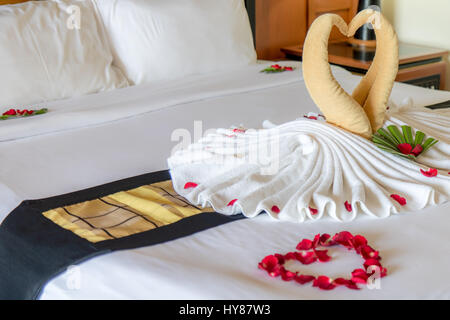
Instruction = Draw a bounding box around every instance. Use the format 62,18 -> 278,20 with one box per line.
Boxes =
258,231 -> 387,290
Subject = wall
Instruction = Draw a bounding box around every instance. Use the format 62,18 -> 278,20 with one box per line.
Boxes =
381,0 -> 450,90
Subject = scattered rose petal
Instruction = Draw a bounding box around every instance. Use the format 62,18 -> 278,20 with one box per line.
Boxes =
344,201 -> 352,212
319,234 -> 336,247
271,205 -> 280,214
183,182 -> 198,189
411,144 -> 423,156
309,207 -> 318,215
364,258 -> 382,270
295,251 -> 317,265
390,194 -> 406,206
333,279 -> 361,290
333,231 -> 354,248
258,255 -> 282,277
314,249 -> 331,262
311,234 -> 321,248
3,109 -> 16,116
294,274 -> 315,284
397,143 -> 413,155
420,168 -> 438,177
296,239 -> 313,251
274,254 -> 285,265
313,276 -> 336,290
227,199 -> 238,206
280,267 -> 296,281
351,235 -> 368,253
351,269 -> 369,284
283,252 -> 297,261
360,245 -> 379,260
344,281 -> 360,290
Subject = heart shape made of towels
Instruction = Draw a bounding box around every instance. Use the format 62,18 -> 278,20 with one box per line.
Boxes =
302,9 -> 399,139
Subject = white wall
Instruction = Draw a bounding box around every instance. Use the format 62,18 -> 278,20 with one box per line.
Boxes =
381,0 -> 450,90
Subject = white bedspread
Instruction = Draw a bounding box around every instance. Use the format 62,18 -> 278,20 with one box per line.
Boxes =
1,61 -> 450,299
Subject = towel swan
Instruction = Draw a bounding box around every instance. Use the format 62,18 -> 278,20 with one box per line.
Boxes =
168,9 -> 450,222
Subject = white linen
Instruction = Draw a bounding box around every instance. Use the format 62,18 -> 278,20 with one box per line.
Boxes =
94,0 -> 256,84
0,62 -> 449,299
0,62 -> 313,143
168,107 -> 450,222
0,0 -> 128,108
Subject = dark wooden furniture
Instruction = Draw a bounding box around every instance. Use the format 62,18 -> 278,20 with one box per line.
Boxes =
248,0 -> 358,60
282,42 -> 448,90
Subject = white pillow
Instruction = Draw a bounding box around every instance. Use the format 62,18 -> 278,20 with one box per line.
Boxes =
94,0 -> 257,84
0,0 -> 128,108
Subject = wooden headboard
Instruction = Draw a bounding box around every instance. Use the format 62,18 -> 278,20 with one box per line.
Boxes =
0,0 -> 30,4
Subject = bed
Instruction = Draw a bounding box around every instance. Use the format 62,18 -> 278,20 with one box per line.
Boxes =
1,0 -> 450,300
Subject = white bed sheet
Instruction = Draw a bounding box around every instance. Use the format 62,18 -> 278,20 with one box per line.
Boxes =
0,61 -> 449,299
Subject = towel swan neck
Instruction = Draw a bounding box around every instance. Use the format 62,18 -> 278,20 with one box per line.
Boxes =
302,9 -> 399,138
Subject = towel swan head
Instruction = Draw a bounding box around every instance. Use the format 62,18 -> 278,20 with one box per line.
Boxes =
302,9 -> 399,139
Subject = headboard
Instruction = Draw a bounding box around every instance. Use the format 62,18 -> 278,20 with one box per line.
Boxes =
0,0 -> 30,4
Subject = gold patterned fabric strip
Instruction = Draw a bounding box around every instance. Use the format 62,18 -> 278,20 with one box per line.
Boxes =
43,180 -> 214,243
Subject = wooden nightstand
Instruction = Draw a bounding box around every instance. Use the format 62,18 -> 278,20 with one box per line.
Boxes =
281,42 -> 448,90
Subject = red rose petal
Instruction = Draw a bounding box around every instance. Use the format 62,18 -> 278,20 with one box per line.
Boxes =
345,281 -> 360,290
351,235 -> 368,252
227,199 -> 238,206
309,207 -> 318,215
183,182 -> 198,189
344,201 -> 352,212
283,252 -> 297,261
294,274 -> 315,284
411,144 -> 423,156
333,278 -> 351,286
295,251 -> 317,265
258,255 -> 282,277
351,269 -> 369,284
311,234 -> 321,248
314,249 -> 331,262
364,258 -> 382,271
280,267 -> 296,281
319,234 -> 336,247
390,194 -> 406,206
420,168 -> 438,177
274,254 -> 285,265
296,239 -> 313,251
333,231 -> 354,248
360,245 -> 379,260
397,143 -> 412,155
2,109 -> 16,116
313,276 -> 336,290
271,205 -> 280,214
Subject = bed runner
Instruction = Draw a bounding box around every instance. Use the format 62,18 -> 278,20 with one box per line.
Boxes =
0,170 -> 244,300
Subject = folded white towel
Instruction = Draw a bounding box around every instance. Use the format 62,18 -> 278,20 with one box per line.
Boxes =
168,106 -> 450,222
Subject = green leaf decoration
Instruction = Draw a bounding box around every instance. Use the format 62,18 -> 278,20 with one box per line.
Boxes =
372,125 -> 438,161
414,131 -> 425,146
387,125 -> 404,144
402,125 -> 413,145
